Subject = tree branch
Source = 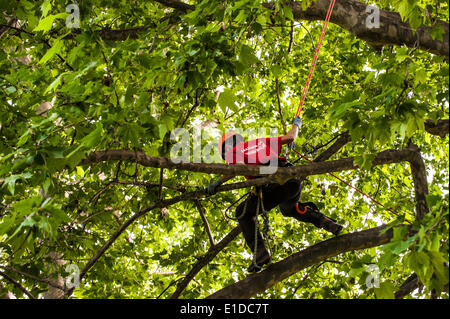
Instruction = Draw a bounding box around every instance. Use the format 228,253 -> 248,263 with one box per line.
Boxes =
52,0 -> 449,58
170,226 -> 241,299
0,270 -> 36,299
312,131 -> 351,163
207,224 -> 395,299
80,147 -> 415,179
100,0 -> 449,58
153,0 -> 194,11
267,0 -> 449,59
275,78 -> 287,135
71,144 -> 422,298
406,142 -> 430,221
424,119 -> 449,137
194,200 -> 216,247
395,273 -> 422,299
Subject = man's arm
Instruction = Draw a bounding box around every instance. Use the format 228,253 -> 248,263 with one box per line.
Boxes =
280,116 -> 302,145
206,163 -> 245,195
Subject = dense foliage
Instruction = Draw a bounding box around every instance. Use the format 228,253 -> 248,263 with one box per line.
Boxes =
0,0 -> 448,299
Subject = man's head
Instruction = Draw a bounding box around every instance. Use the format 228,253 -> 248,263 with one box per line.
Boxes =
219,132 -> 244,160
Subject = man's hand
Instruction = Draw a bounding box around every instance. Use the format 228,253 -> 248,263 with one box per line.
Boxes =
281,116 -> 302,145
293,115 -> 302,127
206,179 -> 223,195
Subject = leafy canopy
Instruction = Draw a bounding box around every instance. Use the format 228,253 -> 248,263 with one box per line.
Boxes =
0,0 -> 448,299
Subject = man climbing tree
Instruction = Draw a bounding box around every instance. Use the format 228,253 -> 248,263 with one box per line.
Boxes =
207,116 -> 343,272
0,0 -> 448,300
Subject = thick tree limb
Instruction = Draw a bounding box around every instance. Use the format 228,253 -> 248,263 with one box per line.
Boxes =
72,144 -> 426,298
194,200 -> 216,247
154,0 -> 194,11
206,144 -> 432,299
424,119 -> 449,137
312,131 -> 351,163
270,0 -> 449,58
80,148 -> 414,179
395,273 -> 421,299
153,0 -> 449,58
0,270 -> 36,299
207,224 -> 394,299
406,143 -> 429,221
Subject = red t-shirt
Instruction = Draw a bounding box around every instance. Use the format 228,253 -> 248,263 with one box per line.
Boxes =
225,137 -> 282,180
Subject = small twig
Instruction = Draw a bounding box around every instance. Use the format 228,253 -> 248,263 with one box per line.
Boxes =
156,277 -> 184,299
158,168 -> 164,200
288,21 -> 295,54
179,89 -> 201,128
298,22 -> 316,52
194,200 -> 216,247
0,270 -> 36,299
275,78 -> 287,135
0,265 -> 64,290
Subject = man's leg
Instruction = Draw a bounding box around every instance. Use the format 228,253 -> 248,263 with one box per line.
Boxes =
282,200 -> 343,236
272,179 -> 343,236
235,194 -> 271,272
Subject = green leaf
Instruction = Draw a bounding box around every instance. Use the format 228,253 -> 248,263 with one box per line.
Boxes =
80,122 -> 103,149
40,0 -> 52,17
282,5 -> 294,21
5,86 -> 16,94
66,123 -> 103,164
2,172 -> 33,195
407,251 -> 432,284
427,251 -> 449,285
45,72 -> 67,94
33,12 -> 68,33
239,44 -> 259,67
218,88 -> 237,112
374,282 -> 395,299
38,39 -> 64,65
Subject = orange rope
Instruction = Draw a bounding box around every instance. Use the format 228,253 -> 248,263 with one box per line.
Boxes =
290,1 -> 407,221
296,0 -> 336,118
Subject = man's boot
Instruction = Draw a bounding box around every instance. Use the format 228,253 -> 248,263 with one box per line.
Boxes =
295,202 -> 343,236
247,243 -> 271,273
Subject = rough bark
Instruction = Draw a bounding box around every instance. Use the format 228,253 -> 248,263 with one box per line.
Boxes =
395,273 -> 421,299
424,119 -> 449,137
312,131 -> 351,163
80,148 -> 414,179
406,143 -> 429,221
151,0 -> 449,58
207,224 -> 394,299
43,252 -> 66,299
275,0 -> 449,59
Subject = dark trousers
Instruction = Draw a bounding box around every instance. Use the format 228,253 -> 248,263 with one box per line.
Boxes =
235,178 -> 304,253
